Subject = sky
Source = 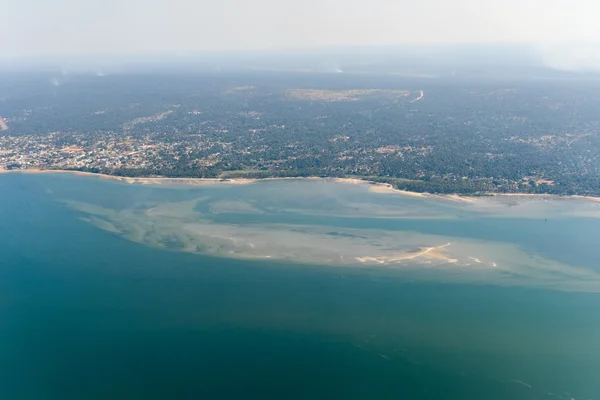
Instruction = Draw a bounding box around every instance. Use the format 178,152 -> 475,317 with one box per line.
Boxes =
2,0 -> 600,57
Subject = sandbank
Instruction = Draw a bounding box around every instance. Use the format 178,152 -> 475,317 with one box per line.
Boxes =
367,183 -> 427,197
356,243 -> 457,264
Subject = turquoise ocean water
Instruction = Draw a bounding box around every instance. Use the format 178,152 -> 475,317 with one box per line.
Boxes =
1,173 -> 600,399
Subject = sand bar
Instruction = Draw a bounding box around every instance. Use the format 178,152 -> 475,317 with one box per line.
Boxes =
356,243 -> 457,264
367,183 -> 427,197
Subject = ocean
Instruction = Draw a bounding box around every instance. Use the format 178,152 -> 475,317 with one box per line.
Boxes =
1,173 -> 600,399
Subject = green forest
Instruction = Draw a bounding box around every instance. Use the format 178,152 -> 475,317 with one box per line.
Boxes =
1,71 -> 600,195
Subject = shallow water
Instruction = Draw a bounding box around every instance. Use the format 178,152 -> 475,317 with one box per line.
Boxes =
33,173 -> 600,291
1,173 -> 600,399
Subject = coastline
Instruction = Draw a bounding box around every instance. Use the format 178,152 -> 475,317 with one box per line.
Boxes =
0,168 -> 257,185
485,192 -> 600,203
2,168 -> 600,203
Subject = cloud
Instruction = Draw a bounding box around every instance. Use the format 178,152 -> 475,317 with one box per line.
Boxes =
537,43 -> 600,71
3,0 -> 600,57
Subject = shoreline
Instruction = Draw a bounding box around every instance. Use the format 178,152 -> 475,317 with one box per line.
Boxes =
485,192 -> 600,203
0,168 -> 258,185
2,168 -> 600,203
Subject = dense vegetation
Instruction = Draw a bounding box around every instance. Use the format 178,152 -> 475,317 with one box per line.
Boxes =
1,70 -> 600,195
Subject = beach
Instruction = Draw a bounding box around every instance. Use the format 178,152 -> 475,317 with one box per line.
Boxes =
0,168 -> 257,185
2,168 -> 600,204
367,183 -> 427,197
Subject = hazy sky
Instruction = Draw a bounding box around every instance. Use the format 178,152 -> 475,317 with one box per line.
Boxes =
3,0 -> 600,57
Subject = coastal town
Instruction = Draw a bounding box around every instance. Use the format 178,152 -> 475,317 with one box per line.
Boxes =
0,131 -> 214,172
0,130 -> 432,176
1,74 -> 600,196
